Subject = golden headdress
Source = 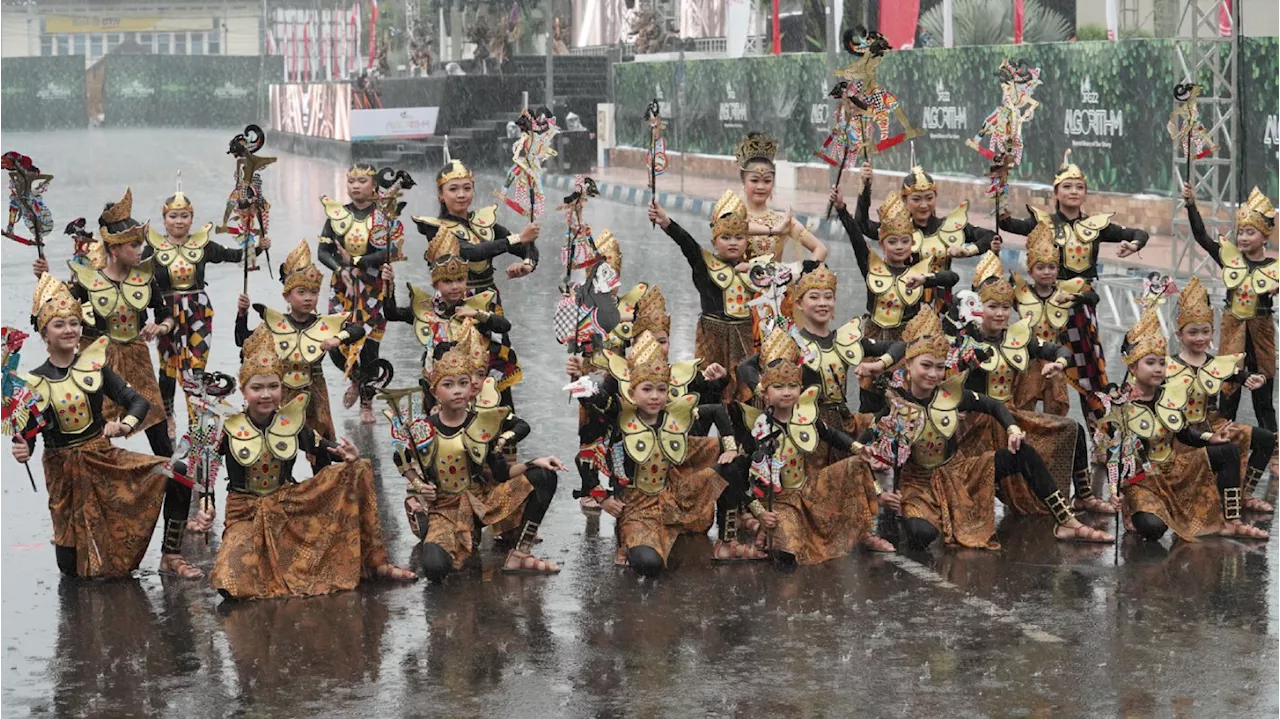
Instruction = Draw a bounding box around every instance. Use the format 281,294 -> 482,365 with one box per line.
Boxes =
595,230 -> 622,274
711,189 -> 749,236
903,306 -> 952,362
972,252 -> 1014,304
239,325 -> 283,387
347,162 -> 377,179
900,166 -> 936,196
1176,276 -> 1214,330
758,326 -> 803,388
428,343 -> 471,387
1024,219 -> 1058,270
31,273 -> 82,332
436,137 -> 472,187
1053,149 -> 1087,188
734,132 -> 779,170
281,239 -> 324,294
163,171 -> 193,214
794,263 -> 837,298
631,284 -> 670,338
425,231 -> 468,284
1122,305 -> 1167,366
877,191 -> 914,241
627,330 -> 671,388
99,187 -> 150,246
1236,186 -> 1276,237
456,321 -> 489,375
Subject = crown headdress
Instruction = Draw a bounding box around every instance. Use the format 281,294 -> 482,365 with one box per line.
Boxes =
793,263 -> 838,298
900,166 -> 936,196
903,306 -> 952,362
436,137 -> 472,187
239,325 -> 283,387
163,171 -> 193,214
428,343 -> 471,387
972,252 -> 1014,304
595,230 -> 622,275
1237,186 -> 1276,237
1025,219 -> 1058,270
758,326 -> 803,388
347,163 -> 377,179
1176,276 -> 1214,330
711,189 -> 749,236
31,273 -> 83,332
734,132 -> 779,170
627,331 -> 671,388
1053,149 -> 1087,188
1122,305 -> 1168,365
631,284 -> 670,339
425,231 -> 468,284
281,239 -> 324,293
99,187 -> 150,246
877,191 -> 914,240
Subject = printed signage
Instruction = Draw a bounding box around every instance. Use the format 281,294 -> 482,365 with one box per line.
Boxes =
350,106 -> 439,141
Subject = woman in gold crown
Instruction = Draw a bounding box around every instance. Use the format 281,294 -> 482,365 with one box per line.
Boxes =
998,152 -> 1149,423
730,327 -> 895,564
735,131 -> 828,262
1168,276 -> 1275,513
649,192 -> 774,402
146,176 -> 270,436
587,331 -> 754,573
1182,183 -> 1278,432
857,307 -> 1110,550
13,275 -> 203,579
317,162 -> 400,423
841,190 -> 958,415
1104,306 -> 1267,542
210,326 -> 416,600
388,341 -> 564,582
834,161 -> 996,313
1011,219 -> 1099,418
952,253 -> 1117,522
61,188 -> 211,576
235,239 -> 366,455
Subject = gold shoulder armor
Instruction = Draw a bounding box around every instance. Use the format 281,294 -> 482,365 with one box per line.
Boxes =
474,377 -> 502,410
932,372 -> 968,411
618,283 -> 648,311
938,200 -> 970,234
18,373 -> 50,413
321,195 -> 354,235
266,393 -> 309,460
147,225 -> 172,251
1218,238 -> 1248,289
408,283 -> 435,324
186,223 -> 213,248
1003,317 -> 1033,352
786,386 -> 820,453
865,250 -> 895,295
1157,372 -> 1193,415
464,406 -> 510,465
1029,205 -> 1054,225
470,205 -> 498,228
668,359 -> 701,396
702,248 -> 735,289
1078,213 -> 1114,235
660,393 -> 698,464
619,407 -> 657,463
834,317 -> 866,366
464,290 -> 497,313
120,258 -> 154,310
69,336 -> 109,392
1197,353 -> 1244,396
225,412 -> 264,466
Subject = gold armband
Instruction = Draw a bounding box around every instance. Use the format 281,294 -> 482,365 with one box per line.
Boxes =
475,310 -> 491,323
1054,357 -> 1069,368
121,416 -> 139,431
721,436 -> 738,453
747,500 -> 766,518
877,354 -> 894,367
1200,432 -> 1214,443
496,430 -> 516,447
336,330 -> 351,342
507,235 -> 522,247
1007,425 -> 1024,436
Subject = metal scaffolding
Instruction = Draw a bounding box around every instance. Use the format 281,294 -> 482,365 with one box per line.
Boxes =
1169,0 -> 1240,278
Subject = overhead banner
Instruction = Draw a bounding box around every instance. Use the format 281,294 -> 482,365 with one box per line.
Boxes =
43,15 -> 212,33
349,106 -> 439,141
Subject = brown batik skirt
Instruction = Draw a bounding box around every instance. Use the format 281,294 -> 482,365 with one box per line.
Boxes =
771,455 -> 879,565
424,474 -> 536,569
695,315 -> 755,402
100,338 -> 167,434
1012,358 -> 1071,417
211,459 -> 391,600
900,454 -> 1001,550
1220,313 -> 1277,386
44,436 -> 168,578
958,410 -> 1077,516
1123,450 -> 1224,542
285,363 -> 334,442
618,437 -> 727,563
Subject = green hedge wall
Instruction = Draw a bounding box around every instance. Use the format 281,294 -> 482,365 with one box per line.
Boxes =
103,55 -> 284,128
1,57 -> 88,131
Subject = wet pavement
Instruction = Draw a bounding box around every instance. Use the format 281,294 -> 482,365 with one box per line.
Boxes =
1,128 -> 1275,717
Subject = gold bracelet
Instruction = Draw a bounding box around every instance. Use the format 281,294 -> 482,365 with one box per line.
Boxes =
336,330 -> 351,342
721,437 -> 738,453
507,235 -> 522,247
121,416 -> 139,431
747,500 -> 766,518
1007,424 -> 1024,436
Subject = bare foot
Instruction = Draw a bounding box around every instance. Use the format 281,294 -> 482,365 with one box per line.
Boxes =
614,545 -> 629,567
861,535 -> 896,552
159,553 -> 204,579
502,551 -> 561,573
371,563 -> 417,581
1243,496 -> 1275,513
1219,520 -> 1270,539
1054,520 -> 1114,543
1073,496 -> 1117,515
712,540 -> 768,561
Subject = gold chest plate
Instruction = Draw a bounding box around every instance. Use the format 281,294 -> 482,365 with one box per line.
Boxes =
1220,240 -> 1279,320
434,432 -> 473,495
815,343 -> 848,403
72,261 -> 153,343
1128,406 -> 1175,463
912,202 -> 967,271
632,431 -> 671,496
46,373 -> 94,434
867,254 -> 929,329
341,216 -> 374,257
777,437 -> 806,490
246,454 -> 284,496
107,304 -> 141,343
150,227 -> 209,292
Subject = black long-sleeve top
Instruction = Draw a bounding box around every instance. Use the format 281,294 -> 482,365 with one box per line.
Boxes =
740,413 -> 857,457
1134,397 -> 1214,453
736,334 -> 905,406
663,220 -> 754,321
318,203 -> 392,274
849,185 -> 995,256
22,361 -> 149,449
389,410 -> 531,484
383,284 -> 513,335
953,325 -> 1072,398
839,212 -> 959,319
857,385 -> 1018,468
233,305 -> 366,348
414,211 -> 539,291
68,271 -> 172,341
142,235 -> 261,294
219,422 -> 337,495
1186,203 -> 1276,315
999,207 -> 1150,281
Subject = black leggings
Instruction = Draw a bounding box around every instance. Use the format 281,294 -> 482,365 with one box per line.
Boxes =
1218,337 -> 1277,432
329,338 -> 381,394
905,446 -> 1059,550
158,374 -> 178,420
1247,426 -> 1277,478
1132,444 -> 1242,541
714,459 -> 751,544
420,467 -> 558,582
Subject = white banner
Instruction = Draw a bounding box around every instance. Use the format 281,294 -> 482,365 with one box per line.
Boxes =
725,0 -> 750,59
350,106 -> 440,141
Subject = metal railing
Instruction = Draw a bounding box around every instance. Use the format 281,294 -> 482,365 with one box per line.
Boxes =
569,35 -> 768,58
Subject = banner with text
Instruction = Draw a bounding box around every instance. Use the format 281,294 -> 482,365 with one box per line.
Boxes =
350,106 -> 439,141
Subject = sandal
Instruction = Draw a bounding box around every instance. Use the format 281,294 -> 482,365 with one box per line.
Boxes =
502,551 -> 561,574
342,382 -> 359,409
1073,496 -> 1117,515
579,496 -> 602,513
1243,497 -> 1275,513
1053,522 -> 1115,544
372,563 -> 417,581
1219,521 -> 1270,540
159,554 -> 204,580
711,540 -> 768,563
861,535 -> 896,553
614,545 -> 629,567
739,514 -> 761,535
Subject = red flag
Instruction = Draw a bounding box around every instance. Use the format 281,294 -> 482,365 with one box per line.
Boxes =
878,0 -> 921,49
366,0 -> 379,70
771,0 -> 781,55
1218,0 -> 1233,36
1013,0 -> 1026,44
303,21 -> 311,81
